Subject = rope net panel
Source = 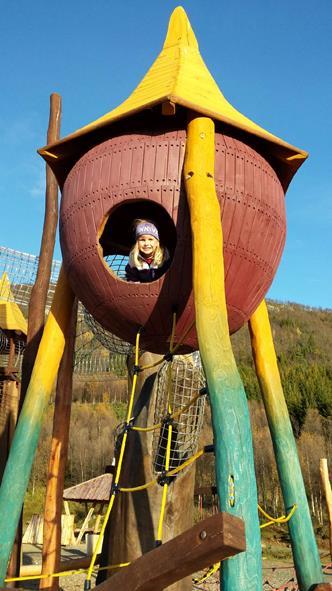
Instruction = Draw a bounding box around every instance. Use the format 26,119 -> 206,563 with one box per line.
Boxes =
0,246 -> 61,313
83,306 -> 133,357
0,245 -> 131,378
104,254 -> 129,281
152,354 -> 206,473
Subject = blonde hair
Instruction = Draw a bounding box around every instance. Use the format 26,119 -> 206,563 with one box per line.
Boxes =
130,218 -> 169,268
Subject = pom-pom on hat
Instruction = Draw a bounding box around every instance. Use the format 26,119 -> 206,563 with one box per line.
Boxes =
135,221 -> 159,240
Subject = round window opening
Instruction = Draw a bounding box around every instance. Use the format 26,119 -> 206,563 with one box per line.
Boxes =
99,200 -> 177,282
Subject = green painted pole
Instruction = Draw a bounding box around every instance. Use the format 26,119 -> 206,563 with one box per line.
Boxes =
0,269 -> 74,584
249,300 -> 323,591
184,116 -> 262,591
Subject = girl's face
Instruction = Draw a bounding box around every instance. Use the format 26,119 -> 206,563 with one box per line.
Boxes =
137,234 -> 159,257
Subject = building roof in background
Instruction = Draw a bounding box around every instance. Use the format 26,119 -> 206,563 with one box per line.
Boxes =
63,473 -> 113,503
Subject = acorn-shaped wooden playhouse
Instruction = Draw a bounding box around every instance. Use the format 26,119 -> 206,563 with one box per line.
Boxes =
39,7 -> 307,354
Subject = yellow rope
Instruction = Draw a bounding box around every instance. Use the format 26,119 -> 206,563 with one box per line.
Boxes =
138,317 -> 195,371
85,331 -> 141,583
259,504 -> 297,529
172,390 -> 202,420
5,562 -> 131,583
193,561 -> 221,584
121,449 -> 204,493
132,421 -> 163,433
171,319 -> 195,354
155,314 -> 177,545
120,478 -> 157,492
138,356 -> 165,372
5,569 -> 88,583
167,449 -> 204,477
98,562 -> 130,571
156,423 -> 173,542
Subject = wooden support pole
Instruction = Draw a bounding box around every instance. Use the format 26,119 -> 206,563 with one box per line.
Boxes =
184,115 -> 261,591
21,93 -> 62,392
320,458 -> 332,561
0,269 -> 74,584
249,299 -> 323,591
7,93 -> 62,582
94,512 -> 245,591
40,299 -> 78,591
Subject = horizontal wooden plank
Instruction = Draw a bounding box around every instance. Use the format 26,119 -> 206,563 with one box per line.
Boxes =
95,511 -> 245,591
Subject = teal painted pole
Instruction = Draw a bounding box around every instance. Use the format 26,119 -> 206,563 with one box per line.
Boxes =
184,116 -> 261,591
249,301 -> 323,591
0,269 -> 74,584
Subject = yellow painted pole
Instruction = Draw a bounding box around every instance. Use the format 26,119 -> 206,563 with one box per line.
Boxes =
249,300 -> 323,590
0,268 -> 74,584
184,115 -> 261,591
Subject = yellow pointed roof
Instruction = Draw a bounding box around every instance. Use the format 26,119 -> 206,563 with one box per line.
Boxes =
39,6 -> 307,188
0,273 -> 27,335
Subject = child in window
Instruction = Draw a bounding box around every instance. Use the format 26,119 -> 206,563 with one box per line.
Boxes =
125,219 -> 170,282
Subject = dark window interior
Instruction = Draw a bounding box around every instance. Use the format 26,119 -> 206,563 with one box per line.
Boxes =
99,200 -> 177,280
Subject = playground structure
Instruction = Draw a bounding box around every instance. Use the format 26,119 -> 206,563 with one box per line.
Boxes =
0,6 -> 330,591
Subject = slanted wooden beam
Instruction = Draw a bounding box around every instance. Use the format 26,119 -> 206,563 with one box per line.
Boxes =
94,512 -> 245,591
75,507 -> 95,546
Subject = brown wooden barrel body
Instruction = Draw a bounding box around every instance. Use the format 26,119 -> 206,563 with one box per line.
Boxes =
60,129 -> 285,353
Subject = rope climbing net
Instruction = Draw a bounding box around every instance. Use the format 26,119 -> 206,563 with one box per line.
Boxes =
152,353 -> 206,473
81,315 -> 210,586
83,306 -> 133,356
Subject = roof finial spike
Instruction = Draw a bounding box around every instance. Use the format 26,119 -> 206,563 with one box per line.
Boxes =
163,6 -> 198,50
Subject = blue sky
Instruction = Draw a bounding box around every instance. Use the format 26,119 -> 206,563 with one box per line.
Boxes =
0,0 -> 331,308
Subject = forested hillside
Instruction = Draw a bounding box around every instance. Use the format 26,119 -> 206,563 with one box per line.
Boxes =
233,301 -> 332,436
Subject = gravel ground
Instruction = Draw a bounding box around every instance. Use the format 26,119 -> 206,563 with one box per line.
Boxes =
22,544 -> 332,591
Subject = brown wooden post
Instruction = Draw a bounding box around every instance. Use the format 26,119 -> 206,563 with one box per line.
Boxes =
320,458 -> 332,561
97,353 -> 196,591
6,337 -> 16,376
7,93 -> 62,582
0,336 -> 20,482
39,300 -> 77,590
21,92 -> 62,393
